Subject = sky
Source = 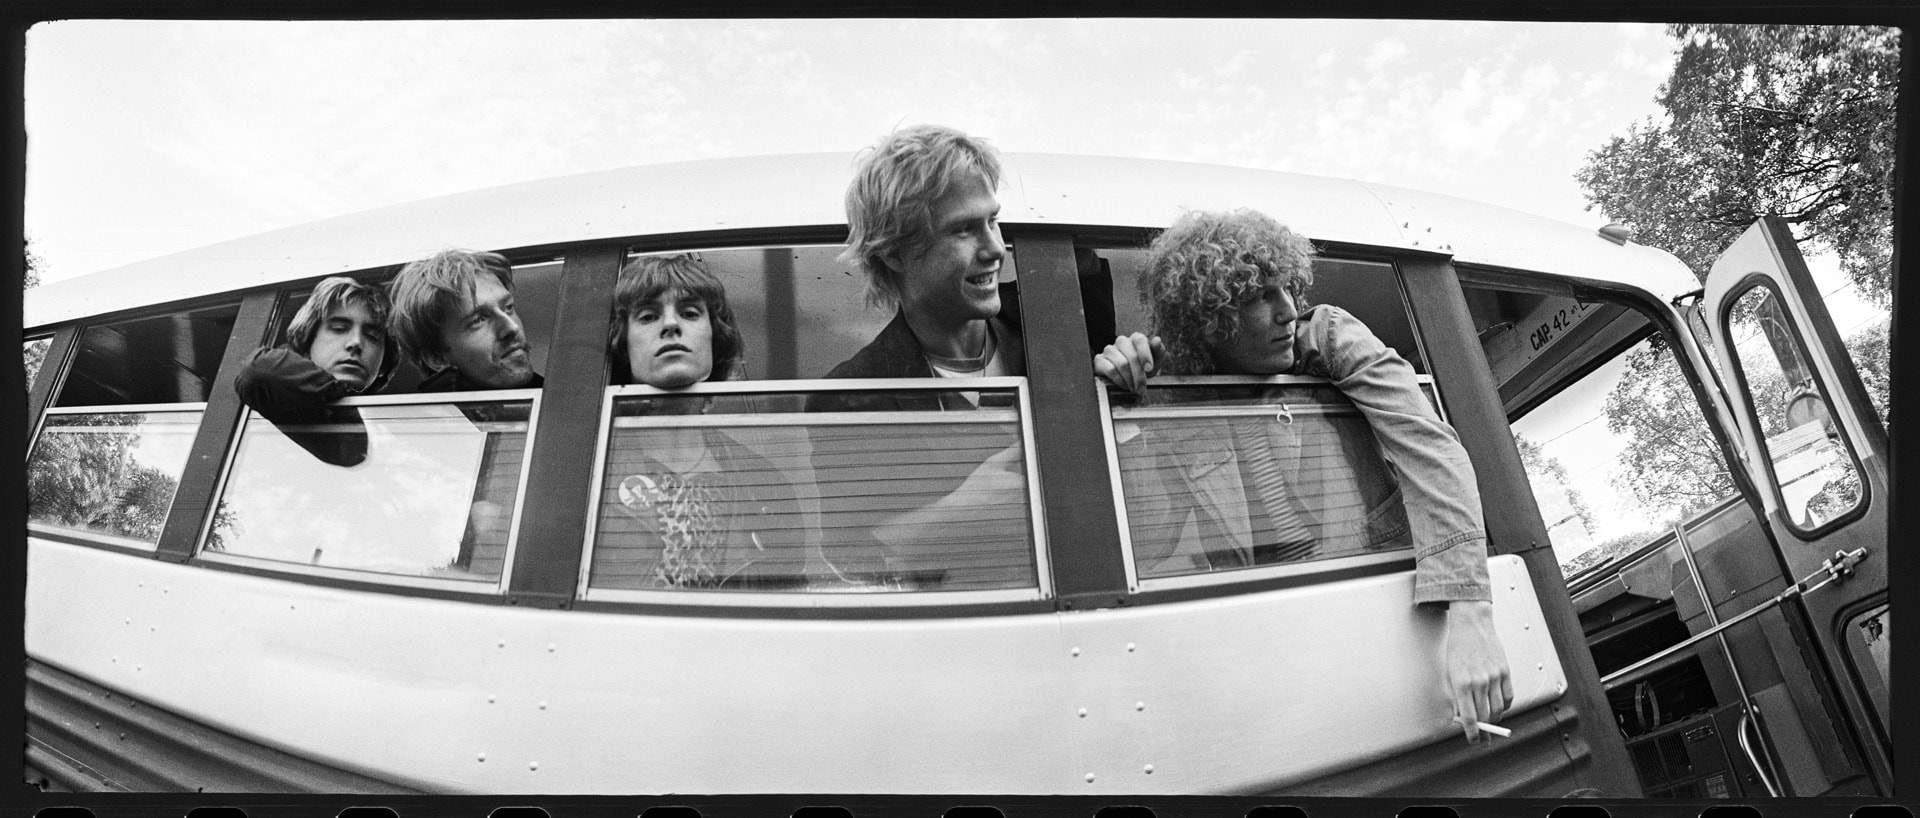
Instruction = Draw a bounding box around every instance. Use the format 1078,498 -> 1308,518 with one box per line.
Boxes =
24,18 -> 1894,565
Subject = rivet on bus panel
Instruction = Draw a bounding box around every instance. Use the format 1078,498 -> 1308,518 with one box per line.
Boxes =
1126,642 -> 1136,652
497,640 -> 507,648
547,643 -> 556,653
1135,701 -> 1146,712
1071,647 -> 1081,657
1144,765 -> 1154,774
477,753 -> 486,762
1078,708 -> 1088,718
488,694 -> 497,703
529,761 -> 539,771
538,701 -> 548,710
1085,773 -> 1096,783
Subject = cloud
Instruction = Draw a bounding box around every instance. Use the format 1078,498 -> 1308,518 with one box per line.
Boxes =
1362,39 -> 1409,72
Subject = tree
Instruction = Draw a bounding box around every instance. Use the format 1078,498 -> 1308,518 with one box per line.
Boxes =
1603,344 -> 1742,520
1578,24 -> 1897,307
24,245 -> 48,387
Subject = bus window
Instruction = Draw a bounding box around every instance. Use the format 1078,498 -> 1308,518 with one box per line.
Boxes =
1106,380 -> 1420,583
1096,248 -> 1429,375
26,303 -> 239,548
1725,285 -> 1865,532
625,246 -> 891,381
201,395 -> 534,587
582,382 -> 1042,600
1467,286 -> 1742,576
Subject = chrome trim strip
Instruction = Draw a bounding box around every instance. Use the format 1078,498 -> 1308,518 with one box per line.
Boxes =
577,584 -> 1046,608
606,376 -> 1028,395
27,522 -> 161,552
39,402 -> 208,416
194,550 -> 503,594
1134,549 -> 1414,593
610,411 -> 1021,428
1095,382 -> 1141,593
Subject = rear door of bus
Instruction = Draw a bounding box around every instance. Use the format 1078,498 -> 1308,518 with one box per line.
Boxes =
1698,216 -> 1892,790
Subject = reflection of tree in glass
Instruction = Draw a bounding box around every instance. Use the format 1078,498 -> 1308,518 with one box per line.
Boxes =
1604,346 -> 1743,519
206,500 -> 240,552
1516,433 -> 1597,539
26,413 -> 179,541
1804,458 -> 1862,526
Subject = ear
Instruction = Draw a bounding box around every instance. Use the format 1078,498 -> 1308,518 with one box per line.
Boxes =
877,251 -> 906,275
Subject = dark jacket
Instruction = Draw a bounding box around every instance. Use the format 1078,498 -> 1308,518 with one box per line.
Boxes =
418,368 -> 545,393
232,346 -> 368,466
803,311 -> 1024,413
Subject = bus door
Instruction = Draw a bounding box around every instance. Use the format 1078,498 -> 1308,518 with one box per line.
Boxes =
1697,216 -> 1891,790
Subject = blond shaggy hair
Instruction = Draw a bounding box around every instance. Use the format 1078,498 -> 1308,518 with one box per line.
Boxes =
840,124 -> 1003,309
1140,209 -> 1315,375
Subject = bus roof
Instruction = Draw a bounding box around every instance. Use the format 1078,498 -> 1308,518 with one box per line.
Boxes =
26,152 -> 1699,330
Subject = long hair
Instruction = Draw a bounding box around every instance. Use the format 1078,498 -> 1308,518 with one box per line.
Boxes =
840,124 -> 1004,309
388,249 -> 515,371
607,254 -> 744,384
1140,209 -> 1315,375
285,275 -> 398,392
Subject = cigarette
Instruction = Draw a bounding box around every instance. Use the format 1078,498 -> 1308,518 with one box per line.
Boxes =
1475,721 -> 1512,738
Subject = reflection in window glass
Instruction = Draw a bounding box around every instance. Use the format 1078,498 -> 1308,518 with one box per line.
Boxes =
209,399 -> 531,582
1730,286 -> 1863,530
27,410 -> 204,545
587,387 -> 1038,594
23,337 -> 51,392
54,304 -> 239,407
1109,382 -> 1413,580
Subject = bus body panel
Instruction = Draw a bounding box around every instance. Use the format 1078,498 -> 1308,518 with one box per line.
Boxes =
29,538 -> 1565,794
25,154 -> 1700,332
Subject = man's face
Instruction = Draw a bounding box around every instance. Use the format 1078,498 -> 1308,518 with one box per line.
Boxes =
1213,280 -> 1300,375
625,290 -> 714,389
884,176 -> 1004,328
435,273 -> 535,388
308,301 -> 386,392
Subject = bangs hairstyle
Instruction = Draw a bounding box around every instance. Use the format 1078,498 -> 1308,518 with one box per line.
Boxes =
1140,209 -> 1316,376
608,254 -> 744,384
286,276 -> 399,392
388,249 -> 515,371
840,124 -> 1003,309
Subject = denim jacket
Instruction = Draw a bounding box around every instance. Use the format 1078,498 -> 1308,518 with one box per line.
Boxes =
1291,304 -> 1490,604
1124,305 -> 1489,605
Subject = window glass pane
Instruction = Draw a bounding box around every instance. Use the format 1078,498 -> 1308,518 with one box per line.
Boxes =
27,410 -> 203,545
1109,382 -> 1412,580
1095,248 -> 1427,374
208,398 -> 531,582
1728,285 -> 1864,530
54,303 -> 239,407
588,387 -> 1038,594
23,337 -> 51,392
625,246 -> 889,380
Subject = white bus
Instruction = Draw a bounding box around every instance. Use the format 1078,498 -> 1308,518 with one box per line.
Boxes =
22,152 -> 1889,798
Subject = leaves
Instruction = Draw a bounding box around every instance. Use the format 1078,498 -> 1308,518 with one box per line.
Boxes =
1578,24 -> 1896,307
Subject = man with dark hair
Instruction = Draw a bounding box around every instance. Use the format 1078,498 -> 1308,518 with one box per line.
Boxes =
388,249 -> 542,391
233,275 -> 397,465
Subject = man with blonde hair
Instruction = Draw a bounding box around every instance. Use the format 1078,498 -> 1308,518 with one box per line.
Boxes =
389,249 -> 542,391
809,124 -> 1021,410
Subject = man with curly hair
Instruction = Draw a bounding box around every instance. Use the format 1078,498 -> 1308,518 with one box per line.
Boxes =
1097,208 -> 1513,744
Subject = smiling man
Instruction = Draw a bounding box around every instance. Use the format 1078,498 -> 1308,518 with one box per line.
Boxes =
389,249 -> 543,392
806,125 -> 1022,411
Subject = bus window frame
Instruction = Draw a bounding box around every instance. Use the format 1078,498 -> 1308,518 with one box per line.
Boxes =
576,376 -> 1053,608
193,387 -> 545,596
1096,374 -> 1432,594
1713,274 -> 1873,540
26,401 -> 211,553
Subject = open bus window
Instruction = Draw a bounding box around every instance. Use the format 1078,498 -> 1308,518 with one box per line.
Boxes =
1726,285 -> 1865,532
1095,249 -> 1429,374
583,381 -> 1042,600
624,246 -> 895,381
27,409 -> 203,547
202,395 -> 534,587
1106,380 -> 1423,582
53,302 -> 239,407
